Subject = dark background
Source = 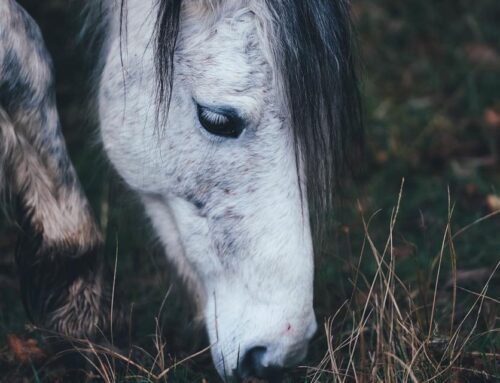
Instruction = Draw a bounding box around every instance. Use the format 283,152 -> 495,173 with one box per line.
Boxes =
1,1 -> 499,381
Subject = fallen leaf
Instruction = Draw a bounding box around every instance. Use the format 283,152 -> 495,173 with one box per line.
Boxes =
486,194 -> 500,212
446,268 -> 492,288
484,108 -> 500,127
464,43 -> 500,68
464,183 -> 477,196
6,334 -> 46,364
341,225 -> 350,234
393,244 -> 414,260
375,150 -> 389,164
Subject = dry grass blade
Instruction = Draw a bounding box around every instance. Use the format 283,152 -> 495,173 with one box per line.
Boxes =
311,184 -> 500,383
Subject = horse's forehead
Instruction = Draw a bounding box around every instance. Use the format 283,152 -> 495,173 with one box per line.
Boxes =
177,3 -> 272,103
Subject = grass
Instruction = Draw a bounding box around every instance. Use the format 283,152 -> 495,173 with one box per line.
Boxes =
4,182 -> 498,382
309,181 -> 500,382
1,0 -> 499,382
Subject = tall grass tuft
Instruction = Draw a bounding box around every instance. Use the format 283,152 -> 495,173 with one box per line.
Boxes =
307,180 -> 500,382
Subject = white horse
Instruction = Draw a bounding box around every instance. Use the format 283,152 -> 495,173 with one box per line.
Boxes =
1,0 -> 362,380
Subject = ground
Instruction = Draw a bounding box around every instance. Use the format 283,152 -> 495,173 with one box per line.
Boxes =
0,0 -> 499,382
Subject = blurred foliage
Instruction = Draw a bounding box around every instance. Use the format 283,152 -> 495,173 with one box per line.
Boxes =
1,0 -> 499,381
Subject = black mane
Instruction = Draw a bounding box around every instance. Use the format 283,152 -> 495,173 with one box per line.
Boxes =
265,0 -> 363,229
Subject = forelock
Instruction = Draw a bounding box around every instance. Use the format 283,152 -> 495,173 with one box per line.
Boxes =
154,0 -> 363,233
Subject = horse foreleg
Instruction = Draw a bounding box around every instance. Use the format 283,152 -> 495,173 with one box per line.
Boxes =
0,1 -> 121,340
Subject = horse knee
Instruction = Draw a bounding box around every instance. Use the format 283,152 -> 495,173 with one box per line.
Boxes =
0,1 -> 124,342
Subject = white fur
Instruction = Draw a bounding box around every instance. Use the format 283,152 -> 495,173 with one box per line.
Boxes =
99,0 -> 316,378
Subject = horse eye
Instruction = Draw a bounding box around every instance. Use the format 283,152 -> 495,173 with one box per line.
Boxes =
196,104 -> 244,139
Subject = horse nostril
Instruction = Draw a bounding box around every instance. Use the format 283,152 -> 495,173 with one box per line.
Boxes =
238,346 -> 284,382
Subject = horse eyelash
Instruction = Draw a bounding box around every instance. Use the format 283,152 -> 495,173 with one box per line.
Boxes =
199,108 -> 229,125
